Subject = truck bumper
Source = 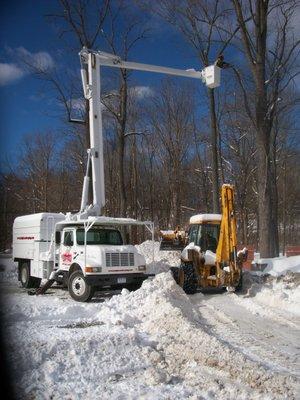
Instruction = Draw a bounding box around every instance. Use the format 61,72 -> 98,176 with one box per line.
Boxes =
85,273 -> 151,288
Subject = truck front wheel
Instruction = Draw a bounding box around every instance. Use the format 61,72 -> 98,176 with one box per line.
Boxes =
19,262 -> 41,289
68,270 -> 95,302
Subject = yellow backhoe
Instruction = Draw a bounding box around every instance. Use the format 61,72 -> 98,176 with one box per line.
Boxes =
164,184 -> 247,293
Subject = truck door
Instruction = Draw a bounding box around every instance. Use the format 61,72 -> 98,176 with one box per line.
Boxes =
60,229 -> 75,270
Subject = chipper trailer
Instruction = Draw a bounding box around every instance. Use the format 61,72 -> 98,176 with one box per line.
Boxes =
13,48 -> 221,301
167,184 -> 248,293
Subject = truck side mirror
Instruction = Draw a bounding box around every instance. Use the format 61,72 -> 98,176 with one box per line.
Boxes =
55,231 -> 61,244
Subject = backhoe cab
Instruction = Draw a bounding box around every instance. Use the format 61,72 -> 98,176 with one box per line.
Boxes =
171,184 -> 247,293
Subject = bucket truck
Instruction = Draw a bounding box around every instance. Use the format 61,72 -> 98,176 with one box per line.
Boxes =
13,48 -> 221,301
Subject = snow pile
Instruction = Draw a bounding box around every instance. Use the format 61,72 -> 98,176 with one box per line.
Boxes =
233,271 -> 300,322
2,272 -> 298,399
1,244 -> 300,398
0,255 -> 18,283
257,255 -> 300,277
96,274 -> 298,399
135,240 -> 180,274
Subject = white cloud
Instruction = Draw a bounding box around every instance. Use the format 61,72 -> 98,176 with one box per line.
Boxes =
0,47 -> 55,86
15,47 -> 54,71
0,63 -> 25,86
131,85 -> 154,99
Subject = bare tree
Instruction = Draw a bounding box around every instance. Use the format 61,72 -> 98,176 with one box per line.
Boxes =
231,0 -> 300,257
141,0 -> 238,212
148,79 -> 196,227
101,2 -> 149,216
15,132 -> 58,212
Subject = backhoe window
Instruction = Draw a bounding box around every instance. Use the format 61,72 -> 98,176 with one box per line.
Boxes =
188,224 -> 220,253
76,229 -> 123,246
188,225 -> 199,245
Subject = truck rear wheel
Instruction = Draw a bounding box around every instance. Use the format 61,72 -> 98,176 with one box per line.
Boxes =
68,270 -> 95,302
19,262 -> 41,289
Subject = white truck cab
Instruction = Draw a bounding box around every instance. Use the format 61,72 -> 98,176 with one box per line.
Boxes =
13,213 -> 152,301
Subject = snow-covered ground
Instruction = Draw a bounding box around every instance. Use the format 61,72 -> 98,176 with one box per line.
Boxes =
253,254 -> 300,276
0,246 -> 299,399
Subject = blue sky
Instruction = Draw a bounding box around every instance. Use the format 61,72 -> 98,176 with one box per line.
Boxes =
1,1 -> 298,170
0,0 -> 208,167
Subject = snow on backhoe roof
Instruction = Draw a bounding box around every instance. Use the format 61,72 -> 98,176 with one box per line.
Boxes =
189,214 -> 222,224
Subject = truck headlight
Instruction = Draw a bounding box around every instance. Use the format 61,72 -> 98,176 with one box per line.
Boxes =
85,266 -> 102,273
138,265 -> 146,271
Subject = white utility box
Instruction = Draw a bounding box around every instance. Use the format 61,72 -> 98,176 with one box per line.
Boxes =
13,213 -> 65,278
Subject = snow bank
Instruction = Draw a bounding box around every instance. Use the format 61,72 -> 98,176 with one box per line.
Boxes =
234,271 -> 300,320
135,240 -> 180,274
1,242 -> 299,399
2,272 -> 298,399
0,254 -> 18,284
256,255 -> 300,277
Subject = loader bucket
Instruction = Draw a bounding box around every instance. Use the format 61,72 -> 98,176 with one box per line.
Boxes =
159,229 -> 186,251
159,239 -> 185,251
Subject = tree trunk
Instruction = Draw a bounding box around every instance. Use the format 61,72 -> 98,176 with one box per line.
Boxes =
256,95 -> 279,257
208,88 -> 220,213
118,132 -> 127,217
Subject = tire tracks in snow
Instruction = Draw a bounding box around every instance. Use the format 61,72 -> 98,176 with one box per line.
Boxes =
190,292 -> 300,380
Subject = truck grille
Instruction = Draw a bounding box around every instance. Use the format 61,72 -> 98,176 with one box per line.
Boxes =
106,252 -> 134,267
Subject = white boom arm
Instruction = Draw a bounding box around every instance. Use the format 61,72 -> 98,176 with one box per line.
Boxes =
79,47 -> 221,217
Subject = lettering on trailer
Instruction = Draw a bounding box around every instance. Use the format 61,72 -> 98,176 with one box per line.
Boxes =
17,236 -> 35,240
61,252 -> 72,264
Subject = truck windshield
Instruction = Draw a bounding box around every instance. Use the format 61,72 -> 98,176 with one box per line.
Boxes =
188,224 -> 220,253
76,229 -> 123,245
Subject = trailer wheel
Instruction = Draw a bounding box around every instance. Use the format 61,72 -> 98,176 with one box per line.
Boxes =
68,270 -> 95,302
181,263 -> 198,294
19,262 -> 41,289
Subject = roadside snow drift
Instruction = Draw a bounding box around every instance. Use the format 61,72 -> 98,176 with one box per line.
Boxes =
256,255 -> 300,277
0,246 -> 299,399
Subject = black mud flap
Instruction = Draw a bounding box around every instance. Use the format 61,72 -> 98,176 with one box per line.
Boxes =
27,278 -> 56,296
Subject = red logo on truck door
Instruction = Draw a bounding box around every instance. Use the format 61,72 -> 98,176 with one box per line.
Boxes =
61,252 -> 72,264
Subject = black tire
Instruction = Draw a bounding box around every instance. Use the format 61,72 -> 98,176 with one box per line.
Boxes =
181,263 -> 198,294
127,282 -> 142,292
68,270 -> 95,302
170,267 -> 180,284
235,271 -> 243,292
19,262 -> 41,288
